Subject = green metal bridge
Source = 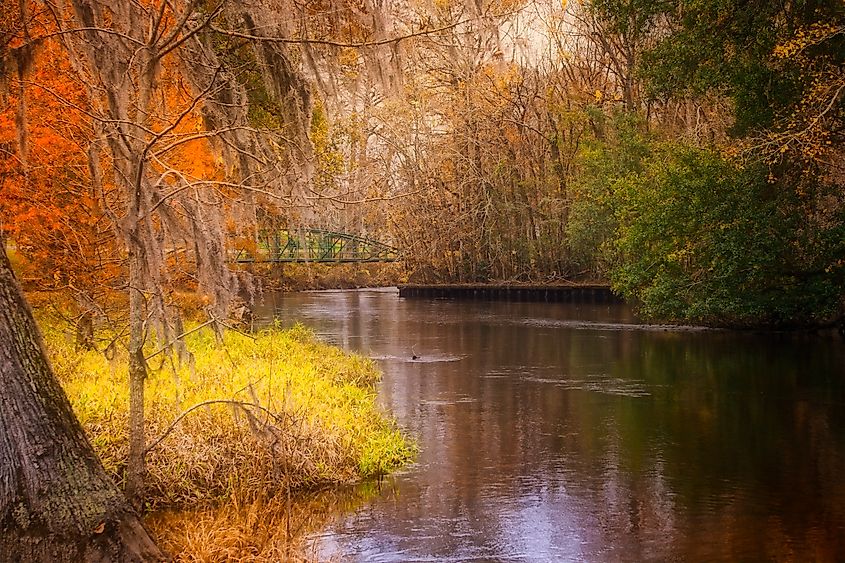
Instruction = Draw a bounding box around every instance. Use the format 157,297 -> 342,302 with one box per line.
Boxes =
232,228 -> 401,263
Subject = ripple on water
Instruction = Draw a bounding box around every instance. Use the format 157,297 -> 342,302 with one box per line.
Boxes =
479,367 -> 529,379
419,396 -> 478,407
521,373 -> 651,397
369,354 -> 466,364
479,367 -> 650,397
520,318 -> 713,332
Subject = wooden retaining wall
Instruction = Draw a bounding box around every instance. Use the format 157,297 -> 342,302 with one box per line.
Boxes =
397,284 -> 622,303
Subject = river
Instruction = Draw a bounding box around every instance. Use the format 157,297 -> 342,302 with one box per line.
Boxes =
255,288 -> 845,562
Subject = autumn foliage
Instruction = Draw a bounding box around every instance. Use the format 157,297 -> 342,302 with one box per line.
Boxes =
0,5 -> 225,296
0,31 -> 118,291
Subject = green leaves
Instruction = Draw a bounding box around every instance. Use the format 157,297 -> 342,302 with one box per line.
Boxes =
572,0 -> 845,326
601,141 -> 842,326
634,0 -> 844,137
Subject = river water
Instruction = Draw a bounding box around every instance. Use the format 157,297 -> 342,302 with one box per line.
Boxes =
255,288 -> 845,562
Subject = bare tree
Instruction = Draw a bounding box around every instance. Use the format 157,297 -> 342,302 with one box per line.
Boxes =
25,0 -> 313,505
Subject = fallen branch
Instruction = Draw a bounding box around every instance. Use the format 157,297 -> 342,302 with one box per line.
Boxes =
144,398 -> 285,455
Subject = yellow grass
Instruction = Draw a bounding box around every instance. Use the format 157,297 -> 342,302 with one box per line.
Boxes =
42,320 -> 415,510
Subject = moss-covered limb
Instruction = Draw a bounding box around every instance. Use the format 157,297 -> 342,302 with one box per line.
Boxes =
41,320 -> 415,510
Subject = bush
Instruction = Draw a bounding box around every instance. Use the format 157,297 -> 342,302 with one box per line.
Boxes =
567,111 -> 650,276
607,144 -> 844,326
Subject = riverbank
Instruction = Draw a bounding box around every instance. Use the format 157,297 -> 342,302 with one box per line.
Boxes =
239,261 -> 407,291
39,316 -> 415,559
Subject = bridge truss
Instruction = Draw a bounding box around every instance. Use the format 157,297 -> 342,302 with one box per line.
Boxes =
232,229 -> 401,263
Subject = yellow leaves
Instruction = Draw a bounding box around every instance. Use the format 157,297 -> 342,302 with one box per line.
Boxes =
772,22 -> 843,60
494,65 -> 517,91
491,0 -> 527,12
754,45 -> 844,167
720,144 -> 741,160
666,246 -> 692,267
825,259 -> 844,274
480,59 -> 518,93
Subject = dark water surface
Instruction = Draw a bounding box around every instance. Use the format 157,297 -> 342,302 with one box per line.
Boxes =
255,288 -> 845,562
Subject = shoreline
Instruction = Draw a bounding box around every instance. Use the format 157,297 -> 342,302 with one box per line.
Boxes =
397,283 -> 620,302
285,285 -> 842,336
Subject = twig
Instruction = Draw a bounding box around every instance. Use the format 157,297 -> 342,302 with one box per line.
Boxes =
144,318 -> 216,360
208,13 -> 508,49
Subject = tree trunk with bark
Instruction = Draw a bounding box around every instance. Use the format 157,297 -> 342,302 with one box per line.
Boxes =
125,241 -> 149,508
0,243 -> 164,561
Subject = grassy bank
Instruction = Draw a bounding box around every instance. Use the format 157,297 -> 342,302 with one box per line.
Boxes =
41,320 -> 414,510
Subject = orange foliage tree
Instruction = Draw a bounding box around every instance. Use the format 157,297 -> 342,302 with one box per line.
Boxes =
0,19 -> 121,296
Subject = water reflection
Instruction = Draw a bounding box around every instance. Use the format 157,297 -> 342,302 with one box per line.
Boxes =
145,486 -> 381,561
256,289 -> 845,561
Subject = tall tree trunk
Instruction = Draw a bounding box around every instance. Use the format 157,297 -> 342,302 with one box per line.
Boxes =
125,234 -> 148,508
0,242 -> 164,561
